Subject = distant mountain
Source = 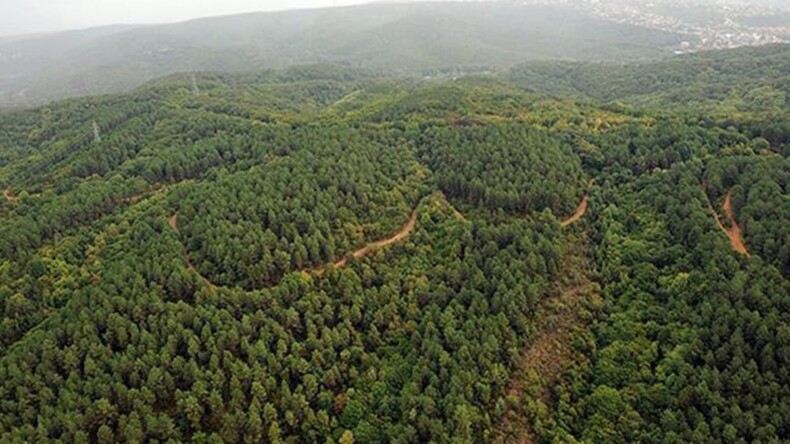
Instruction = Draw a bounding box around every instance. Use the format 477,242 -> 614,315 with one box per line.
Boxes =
0,2 -> 690,108
0,25 -> 140,81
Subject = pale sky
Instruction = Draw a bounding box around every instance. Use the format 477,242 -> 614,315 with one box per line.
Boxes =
0,0 -> 372,37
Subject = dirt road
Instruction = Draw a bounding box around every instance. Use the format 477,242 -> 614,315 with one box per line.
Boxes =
706,189 -> 750,257
561,194 -> 589,227
722,192 -> 749,256
561,180 -> 593,227
315,207 -> 419,272
170,204 -> 421,287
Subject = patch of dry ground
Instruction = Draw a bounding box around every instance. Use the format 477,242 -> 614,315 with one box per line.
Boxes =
494,232 -> 599,444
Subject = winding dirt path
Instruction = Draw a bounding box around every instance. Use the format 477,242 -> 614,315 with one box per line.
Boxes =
314,208 -> 419,273
705,189 -> 750,257
169,180 -> 588,292
722,192 -> 749,256
561,180 -> 594,227
169,203 -> 422,289
561,195 -> 589,227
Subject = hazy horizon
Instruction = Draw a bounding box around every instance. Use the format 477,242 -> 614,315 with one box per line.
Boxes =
2,0 -> 787,38
0,0 -> 375,38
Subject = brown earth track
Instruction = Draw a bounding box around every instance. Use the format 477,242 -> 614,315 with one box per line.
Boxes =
704,188 -> 750,257
315,192 -> 467,273
452,207 -> 467,222
315,207 -> 420,273
561,195 -> 588,227
169,202 -> 422,289
561,179 -> 594,227
168,212 -> 179,232
722,192 -> 750,256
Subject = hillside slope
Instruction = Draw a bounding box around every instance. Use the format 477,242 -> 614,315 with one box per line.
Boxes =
0,49 -> 788,443
0,2 -> 689,108
507,44 -> 790,110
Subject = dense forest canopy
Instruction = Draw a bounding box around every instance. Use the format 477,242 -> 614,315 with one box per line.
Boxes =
508,44 -> 790,118
0,43 -> 789,443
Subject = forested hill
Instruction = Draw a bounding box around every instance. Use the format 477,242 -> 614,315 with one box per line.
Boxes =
1,50 -> 789,442
507,44 -> 790,114
0,2 -> 689,109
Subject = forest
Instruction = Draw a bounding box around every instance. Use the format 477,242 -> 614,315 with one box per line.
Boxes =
0,44 -> 789,443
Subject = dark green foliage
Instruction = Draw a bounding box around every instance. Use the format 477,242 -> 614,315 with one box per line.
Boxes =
705,155 -> 790,276
173,125 -> 425,289
417,124 -> 585,216
1,47 -> 790,443
0,196 -> 565,442
508,44 -> 790,113
539,168 -> 790,443
0,66 -> 577,442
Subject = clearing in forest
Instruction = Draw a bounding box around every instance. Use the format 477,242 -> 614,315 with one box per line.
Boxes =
494,232 -> 599,444
168,212 -> 179,232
